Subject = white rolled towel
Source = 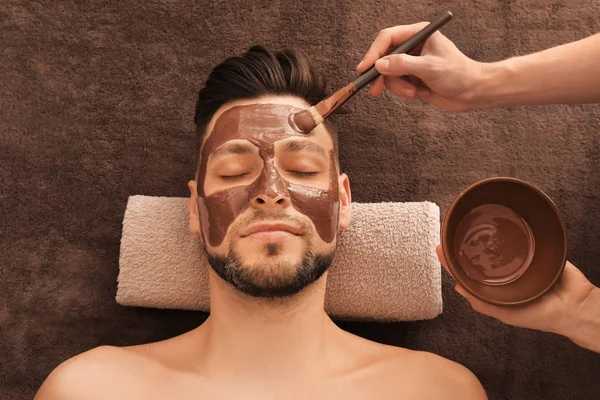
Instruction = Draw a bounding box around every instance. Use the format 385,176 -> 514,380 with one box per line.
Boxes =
117,195 -> 442,322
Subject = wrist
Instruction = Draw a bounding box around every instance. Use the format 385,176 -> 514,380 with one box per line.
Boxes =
467,59 -> 517,110
563,285 -> 600,353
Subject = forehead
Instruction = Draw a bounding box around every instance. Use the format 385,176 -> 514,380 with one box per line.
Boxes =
202,103 -> 334,156
211,104 -> 304,145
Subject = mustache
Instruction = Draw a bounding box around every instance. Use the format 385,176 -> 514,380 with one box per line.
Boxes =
234,209 -> 310,234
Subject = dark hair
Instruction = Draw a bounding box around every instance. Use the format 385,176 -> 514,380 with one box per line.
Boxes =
193,45 -> 338,170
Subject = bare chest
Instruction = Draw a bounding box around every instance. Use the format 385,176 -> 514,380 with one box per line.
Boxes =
103,371 -> 433,400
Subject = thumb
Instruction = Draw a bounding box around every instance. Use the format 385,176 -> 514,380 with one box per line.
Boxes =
375,54 -> 433,79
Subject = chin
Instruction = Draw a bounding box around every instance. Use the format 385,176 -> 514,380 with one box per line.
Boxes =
206,240 -> 335,299
234,237 -> 305,266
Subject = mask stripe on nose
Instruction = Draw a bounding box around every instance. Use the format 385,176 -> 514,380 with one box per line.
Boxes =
251,158 -> 290,200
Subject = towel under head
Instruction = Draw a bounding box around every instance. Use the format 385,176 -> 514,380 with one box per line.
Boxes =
117,195 -> 442,322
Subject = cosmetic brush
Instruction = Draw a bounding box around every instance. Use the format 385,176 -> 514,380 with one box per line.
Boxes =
289,10 -> 453,133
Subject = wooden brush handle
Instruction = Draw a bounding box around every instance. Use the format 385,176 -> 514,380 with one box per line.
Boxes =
353,11 -> 453,91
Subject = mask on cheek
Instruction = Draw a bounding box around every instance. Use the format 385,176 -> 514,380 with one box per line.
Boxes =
196,104 -> 340,248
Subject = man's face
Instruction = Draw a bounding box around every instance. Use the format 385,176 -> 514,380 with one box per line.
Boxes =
189,97 -> 351,298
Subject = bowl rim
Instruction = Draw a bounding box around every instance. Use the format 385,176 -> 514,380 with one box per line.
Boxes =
441,176 -> 568,306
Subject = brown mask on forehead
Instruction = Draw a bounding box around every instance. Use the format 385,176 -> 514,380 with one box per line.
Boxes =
196,103 -> 340,247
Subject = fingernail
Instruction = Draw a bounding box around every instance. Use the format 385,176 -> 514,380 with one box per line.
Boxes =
356,59 -> 365,70
402,88 -> 414,97
375,59 -> 389,72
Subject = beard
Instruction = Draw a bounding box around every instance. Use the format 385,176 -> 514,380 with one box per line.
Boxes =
207,250 -> 334,298
204,210 -> 336,298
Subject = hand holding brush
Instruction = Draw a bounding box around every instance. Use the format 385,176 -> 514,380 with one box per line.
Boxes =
289,10 -> 453,133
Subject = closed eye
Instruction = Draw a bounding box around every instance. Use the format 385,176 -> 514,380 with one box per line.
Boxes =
220,173 -> 249,180
289,171 -> 318,177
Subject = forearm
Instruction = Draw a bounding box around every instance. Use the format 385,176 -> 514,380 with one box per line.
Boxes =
564,286 -> 600,353
474,33 -> 600,109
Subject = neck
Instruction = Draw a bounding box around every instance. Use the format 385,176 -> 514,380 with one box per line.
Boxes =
195,270 -> 338,379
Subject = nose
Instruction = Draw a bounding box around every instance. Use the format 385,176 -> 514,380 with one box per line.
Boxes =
250,161 -> 291,210
250,193 -> 291,210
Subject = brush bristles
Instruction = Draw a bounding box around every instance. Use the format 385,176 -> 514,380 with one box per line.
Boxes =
308,106 -> 324,126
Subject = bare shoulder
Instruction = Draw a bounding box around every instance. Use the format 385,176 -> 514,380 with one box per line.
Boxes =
383,348 -> 488,399
34,345 -> 155,400
337,330 -> 487,399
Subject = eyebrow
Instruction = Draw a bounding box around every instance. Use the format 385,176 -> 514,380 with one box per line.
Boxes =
208,142 -> 254,163
281,140 -> 328,159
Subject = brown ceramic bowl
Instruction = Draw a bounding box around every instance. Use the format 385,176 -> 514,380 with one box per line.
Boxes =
442,177 -> 568,306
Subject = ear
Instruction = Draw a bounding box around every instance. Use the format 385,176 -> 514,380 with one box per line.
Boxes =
188,180 -> 201,235
337,173 -> 352,230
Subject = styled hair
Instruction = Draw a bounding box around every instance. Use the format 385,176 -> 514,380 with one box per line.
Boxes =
193,45 -> 338,169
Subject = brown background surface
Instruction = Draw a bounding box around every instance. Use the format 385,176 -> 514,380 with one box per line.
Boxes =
1,1 -> 599,399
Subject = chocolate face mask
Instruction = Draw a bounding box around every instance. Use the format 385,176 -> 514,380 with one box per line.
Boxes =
196,104 -> 340,247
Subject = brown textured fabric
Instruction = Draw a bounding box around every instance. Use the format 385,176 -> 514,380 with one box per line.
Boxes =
1,1 -> 599,399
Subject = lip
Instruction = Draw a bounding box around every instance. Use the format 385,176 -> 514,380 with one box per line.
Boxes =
240,223 -> 302,238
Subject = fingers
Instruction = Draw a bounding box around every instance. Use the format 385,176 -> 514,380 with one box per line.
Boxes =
356,22 -> 429,72
439,244 -> 533,329
563,260 -> 588,280
369,76 -> 385,96
455,279 -> 519,327
375,53 -> 434,81
455,285 -> 494,315
383,76 -> 418,97
455,284 -> 467,297
383,76 -> 431,99
437,246 -> 498,317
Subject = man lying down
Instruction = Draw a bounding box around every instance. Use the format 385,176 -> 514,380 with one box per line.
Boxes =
35,46 -> 487,400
